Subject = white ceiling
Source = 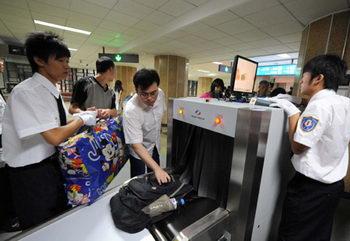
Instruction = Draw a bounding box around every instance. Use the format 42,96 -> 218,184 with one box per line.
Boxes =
0,0 -> 348,77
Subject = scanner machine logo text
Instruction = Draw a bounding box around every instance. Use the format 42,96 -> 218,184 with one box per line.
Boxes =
191,109 -> 205,120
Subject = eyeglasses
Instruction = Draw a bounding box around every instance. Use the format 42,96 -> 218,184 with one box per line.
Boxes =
138,89 -> 158,98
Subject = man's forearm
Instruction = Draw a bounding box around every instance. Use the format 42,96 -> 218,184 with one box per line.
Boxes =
41,118 -> 84,146
288,113 -> 307,154
131,143 -> 161,171
288,113 -> 300,143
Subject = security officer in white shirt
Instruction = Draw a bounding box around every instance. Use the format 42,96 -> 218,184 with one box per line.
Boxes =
271,54 -> 350,241
3,32 -> 96,230
123,69 -> 170,185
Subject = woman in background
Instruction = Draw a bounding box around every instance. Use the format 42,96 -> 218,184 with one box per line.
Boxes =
200,78 -> 225,98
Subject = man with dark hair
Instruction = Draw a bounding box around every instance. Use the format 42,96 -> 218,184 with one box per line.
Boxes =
69,56 -> 117,118
270,87 -> 286,97
123,69 -> 170,184
3,32 -> 96,229
271,54 -> 350,241
257,80 -> 270,97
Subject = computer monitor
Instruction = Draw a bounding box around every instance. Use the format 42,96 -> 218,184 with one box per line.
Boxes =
230,55 -> 258,93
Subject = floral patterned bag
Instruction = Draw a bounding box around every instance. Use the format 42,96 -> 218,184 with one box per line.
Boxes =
58,117 -> 128,206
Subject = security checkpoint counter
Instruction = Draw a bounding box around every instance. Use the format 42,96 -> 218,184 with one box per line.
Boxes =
10,185 -> 154,241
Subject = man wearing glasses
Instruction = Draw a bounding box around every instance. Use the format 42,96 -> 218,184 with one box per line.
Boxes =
123,69 -> 170,184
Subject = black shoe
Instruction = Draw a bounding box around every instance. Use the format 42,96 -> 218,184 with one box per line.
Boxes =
0,217 -> 22,232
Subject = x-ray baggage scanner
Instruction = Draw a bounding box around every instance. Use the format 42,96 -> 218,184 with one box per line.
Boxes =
150,97 -> 293,241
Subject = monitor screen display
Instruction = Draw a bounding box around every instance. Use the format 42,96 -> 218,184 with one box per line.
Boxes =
230,56 -> 258,93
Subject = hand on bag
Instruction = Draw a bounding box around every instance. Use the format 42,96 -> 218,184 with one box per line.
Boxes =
87,107 -> 101,118
154,168 -> 171,185
97,109 -> 111,119
74,111 -> 97,126
269,99 -> 300,117
272,94 -> 302,105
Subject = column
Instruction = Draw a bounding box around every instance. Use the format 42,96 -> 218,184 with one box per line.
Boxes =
154,55 -> 189,123
295,10 -> 350,96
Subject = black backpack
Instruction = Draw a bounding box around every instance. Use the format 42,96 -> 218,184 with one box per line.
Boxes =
110,172 -> 192,233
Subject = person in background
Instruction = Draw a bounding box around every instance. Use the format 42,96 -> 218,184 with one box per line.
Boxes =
200,78 -> 225,98
224,85 -> 232,98
0,60 -> 20,232
3,32 -> 96,230
114,80 -> 123,112
69,56 -> 117,119
270,87 -> 286,97
123,69 -> 170,185
256,80 -> 270,97
269,81 -> 275,92
287,87 -> 293,95
271,54 -> 350,241
0,59 -> 5,148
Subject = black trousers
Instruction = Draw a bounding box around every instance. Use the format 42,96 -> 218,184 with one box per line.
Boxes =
278,172 -> 344,241
0,134 -> 16,229
0,164 -> 17,229
129,147 -> 160,178
7,154 -> 69,230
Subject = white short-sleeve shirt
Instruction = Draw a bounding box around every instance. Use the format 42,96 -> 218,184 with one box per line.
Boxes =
292,89 -> 350,183
3,73 -> 67,167
123,88 -> 165,159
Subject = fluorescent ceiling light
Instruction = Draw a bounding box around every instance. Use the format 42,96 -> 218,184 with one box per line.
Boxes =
277,53 -> 290,59
34,20 -> 91,35
212,61 -> 223,65
68,48 -> 77,51
197,69 -> 210,73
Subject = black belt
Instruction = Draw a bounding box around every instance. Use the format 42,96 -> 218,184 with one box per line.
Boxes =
294,171 -> 343,186
8,152 -> 59,171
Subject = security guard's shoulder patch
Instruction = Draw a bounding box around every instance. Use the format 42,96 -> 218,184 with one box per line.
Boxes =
300,116 -> 318,132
